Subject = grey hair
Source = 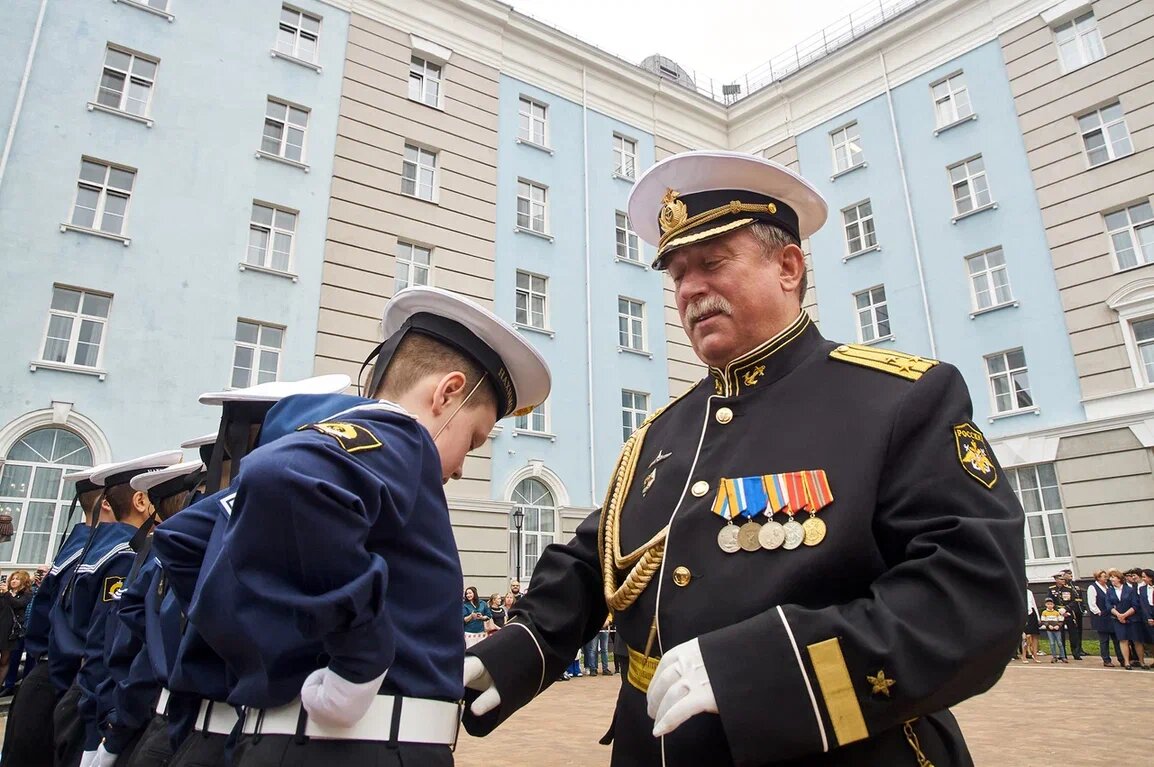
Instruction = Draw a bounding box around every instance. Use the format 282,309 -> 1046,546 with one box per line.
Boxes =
746,222 -> 807,300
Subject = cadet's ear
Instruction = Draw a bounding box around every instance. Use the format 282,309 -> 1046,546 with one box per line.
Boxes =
431,371 -> 468,416
132,490 -> 152,514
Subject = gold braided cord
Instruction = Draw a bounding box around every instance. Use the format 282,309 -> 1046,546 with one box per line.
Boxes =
657,200 -> 778,249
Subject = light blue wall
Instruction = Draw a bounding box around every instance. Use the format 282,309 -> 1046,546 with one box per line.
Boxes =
0,0 -> 348,458
491,75 -> 667,510
798,40 -> 1084,438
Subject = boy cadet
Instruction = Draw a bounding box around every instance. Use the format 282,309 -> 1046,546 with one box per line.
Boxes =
53,451 -> 182,767
0,465 -> 112,767
174,286 -> 550,767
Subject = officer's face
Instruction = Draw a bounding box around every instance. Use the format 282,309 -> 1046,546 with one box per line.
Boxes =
667,229 -> 805,367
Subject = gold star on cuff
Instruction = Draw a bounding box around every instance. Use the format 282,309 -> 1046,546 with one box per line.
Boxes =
867,669 -> 895,697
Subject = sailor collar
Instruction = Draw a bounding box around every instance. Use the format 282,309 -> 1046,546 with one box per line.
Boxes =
706,311 -> 816,397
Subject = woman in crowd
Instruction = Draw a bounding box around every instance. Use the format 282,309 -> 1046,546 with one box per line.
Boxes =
463,586 -> 491,648
0,570 -> 34,690
1105,568 -> 1146,670
1087,569 -> 1124,667
487,593 -> 505,634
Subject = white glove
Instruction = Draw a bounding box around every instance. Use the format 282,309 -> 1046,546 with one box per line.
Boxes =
79,750 -> 99,767
93,744 -> 119,767
463,655 -> 501,716
646,638 -> 717,738
300,667 -> 387,728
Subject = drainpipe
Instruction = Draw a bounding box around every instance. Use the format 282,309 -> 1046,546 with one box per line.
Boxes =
0,0 -> 49,197
582,66 -> 597,508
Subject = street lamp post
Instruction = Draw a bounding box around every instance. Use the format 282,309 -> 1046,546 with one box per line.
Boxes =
512,507 -> 524,583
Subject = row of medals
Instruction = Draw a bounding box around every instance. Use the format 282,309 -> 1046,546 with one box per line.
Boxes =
718,513 -> 826,553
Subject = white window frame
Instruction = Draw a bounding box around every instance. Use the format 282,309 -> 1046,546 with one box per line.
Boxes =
231,319 -> 284,388
949,155 -> 993,218
985,348 -> 1034,416
1053,11 -> 1105,73
92,45 -> 158,122
274,4 -> 322,66
37,286 -> 112,371
394,240 -> 432,291
1128,316 -> 1154,387
508,477 -> 556,583
830,122 -> 863,174
408,55 -> 442,108
853,285 -> 890,344
618,297 -> 646,352
965,247 -> 1015,314
1104,201 -> 1154,272
401,144 -> 438,202
518,97 -> 548,147
67,157 -> 136,238
247,202 -> 298,274
621,390 -> 650,442
931,71 -> 973,129
260,97 -> 310,166
514,401 -> 548,435
1078,102 -> 1133,168
613,134 -> 638,179
842,200 -> 877,257
1105,279 -> 1154,389
615,211 -> 640,263
1006,463 -> 1071,563
516,179 -> 548,235
116,0 -> 173,21
515,271 -> 548,331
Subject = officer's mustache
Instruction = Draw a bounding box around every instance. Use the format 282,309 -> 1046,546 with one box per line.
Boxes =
685,295 -> 733,327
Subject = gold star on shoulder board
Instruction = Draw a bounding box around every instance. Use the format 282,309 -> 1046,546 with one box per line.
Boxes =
867,670 -> 895,697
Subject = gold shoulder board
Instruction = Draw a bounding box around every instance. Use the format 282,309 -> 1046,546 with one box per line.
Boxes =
829,344 -> 939,382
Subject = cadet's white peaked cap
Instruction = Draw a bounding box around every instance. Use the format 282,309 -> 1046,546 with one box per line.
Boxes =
627,150 -> 828,268
197,374 -> 351,406
180,433 -> 217,449
63,463 -> 111,492
91,450 -> 184,488
130,461 -> 205,493
380,286 -> 551,420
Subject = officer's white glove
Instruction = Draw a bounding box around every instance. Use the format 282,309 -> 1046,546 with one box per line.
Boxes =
92,744 -> 119,767
300,667 -> 387,728
646,638 -> 717,738
463,655 -> 501,716
79,750 -> 99,767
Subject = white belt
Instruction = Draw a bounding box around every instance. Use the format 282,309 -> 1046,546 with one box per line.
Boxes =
193,699 -> 240,736
154,688 -> 171,716
242,696 -> 461,745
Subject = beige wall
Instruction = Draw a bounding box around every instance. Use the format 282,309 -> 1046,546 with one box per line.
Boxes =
1001,0 -> 1154,400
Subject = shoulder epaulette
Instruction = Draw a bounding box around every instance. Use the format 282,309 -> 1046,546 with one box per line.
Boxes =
829,344 -> 939,382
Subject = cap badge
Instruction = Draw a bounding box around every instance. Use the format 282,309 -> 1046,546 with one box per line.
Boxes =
658,189 -> 688,234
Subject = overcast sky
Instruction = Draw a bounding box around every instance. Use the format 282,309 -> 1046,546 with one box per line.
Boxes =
508,0 -> 872,84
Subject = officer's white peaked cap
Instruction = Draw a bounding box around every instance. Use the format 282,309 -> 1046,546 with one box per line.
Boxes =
180,433 -> 216,449
91,450 -> 184,488
382,286 -> 551,419
197,374 -> 351,406
130,461 -> 205,493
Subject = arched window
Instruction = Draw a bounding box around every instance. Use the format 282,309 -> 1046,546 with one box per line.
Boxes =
0,428 -> 93,565
508,477 -> 556,584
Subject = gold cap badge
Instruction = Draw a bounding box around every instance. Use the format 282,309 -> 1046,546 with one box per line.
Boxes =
658,189 -> 688,234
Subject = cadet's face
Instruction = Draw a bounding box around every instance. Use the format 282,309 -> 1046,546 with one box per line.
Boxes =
667,228 -> 804,368
434,402 -> 497,484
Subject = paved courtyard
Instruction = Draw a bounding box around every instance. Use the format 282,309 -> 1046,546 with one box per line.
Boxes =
454,661 -> 1153,766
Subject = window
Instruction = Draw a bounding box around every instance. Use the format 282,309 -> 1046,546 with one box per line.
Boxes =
853,286 -> 890,343
518,97 -> 547,146
1131,318 -> 1154,384
402,144 -> 437,201
985,348 -> 1032,414
247,202 -> 296,272
621,390 -> 649,442
516,180 -> 547,234
40,287 -> 111,368
1006,463 -> 1070,561
949,156 -> 991,216
70,159 -> 135,235
1105,202 -> 1154,270
509,478 -> 555,582
1,428 -> 94,564
232,320 -> 282,388
261,98 -> 308,163
515,272 -> 547,330
275,5 -> 321,63
1054,12 -> 1105,72
514,402 -> 547,433
395,241 -> 431,291
95,46 -> 157,117
966,248 -> 1014,312
1079,103 -> 1132,167
408,56 -> 441,107
618,297 -> 646,351
931,72 -> 972,127
843,200 -> 877,255
613,135 -> 638,179
830,122 -> 863,173
615,211 -> 640,262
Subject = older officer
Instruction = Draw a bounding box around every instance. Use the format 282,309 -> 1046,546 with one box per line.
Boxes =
463,151 -> 1026,766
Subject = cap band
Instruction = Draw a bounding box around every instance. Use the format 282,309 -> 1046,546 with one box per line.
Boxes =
104,469 -> 155,488
75,478 -> 100,494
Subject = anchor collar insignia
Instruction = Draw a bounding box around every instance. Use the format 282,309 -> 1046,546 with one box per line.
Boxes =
706,312 -> 816,397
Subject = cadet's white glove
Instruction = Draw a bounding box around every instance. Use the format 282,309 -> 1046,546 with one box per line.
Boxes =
646,638 -> 717,738
79,750 -> 99,767
463,655 -> 501,716
300,667 -> 387,728
92,744 -> 119,767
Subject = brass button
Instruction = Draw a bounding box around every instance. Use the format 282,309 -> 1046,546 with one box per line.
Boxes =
672,566 -> 692,587
715,407 -> 733,424
691,480 -> 709,497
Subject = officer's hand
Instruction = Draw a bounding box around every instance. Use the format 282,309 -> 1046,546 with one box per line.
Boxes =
463,655 -> 501,716
300,667 -> 387,728
647,638 -> 717,738
92,744 -> 118,767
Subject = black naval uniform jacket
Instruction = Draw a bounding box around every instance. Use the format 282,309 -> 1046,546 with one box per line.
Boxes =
464,313 -> 1026,767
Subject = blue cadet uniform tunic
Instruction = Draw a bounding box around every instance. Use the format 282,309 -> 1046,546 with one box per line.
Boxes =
464,315 -> 1026,767
25,522 -> 90,667
183,394 -> 465,708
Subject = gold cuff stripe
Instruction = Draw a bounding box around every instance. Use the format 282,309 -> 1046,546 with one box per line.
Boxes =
626,646 -> 661,693
807,638 -> 869,747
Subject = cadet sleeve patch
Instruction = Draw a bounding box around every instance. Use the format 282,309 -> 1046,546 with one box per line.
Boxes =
103,575 -> 124,602
299,421 -> 382,453
953,422 -> 997,489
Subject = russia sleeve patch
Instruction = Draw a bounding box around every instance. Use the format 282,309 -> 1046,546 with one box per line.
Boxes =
299,421 -> 383,453
953,422 -> 997,489
103,575 -> 125,602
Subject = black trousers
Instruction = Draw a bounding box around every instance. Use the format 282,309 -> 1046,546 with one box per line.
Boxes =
1066,617 -> 1084,657
232,735 -> 453,767
168,731 -> 229,767
124,715 -> 174,767
53,682 -> 86,767
0,661 -> 59,767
